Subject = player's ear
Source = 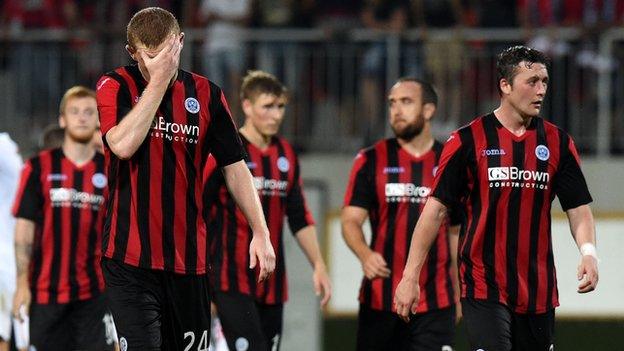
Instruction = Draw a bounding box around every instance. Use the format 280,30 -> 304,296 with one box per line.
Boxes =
242,99 -> 253,116
179,32 -> 185,48
500,78 -> 512,95
423,103 -> 436,121
125,44 -> 138,61
58,115 -> 67,128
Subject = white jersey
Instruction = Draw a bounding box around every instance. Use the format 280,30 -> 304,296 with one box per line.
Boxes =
0,132 -> 23,293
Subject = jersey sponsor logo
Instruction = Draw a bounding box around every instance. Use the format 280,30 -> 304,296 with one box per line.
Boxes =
150,116 -> 199,144
277,156 -> 290,172
253,176 -> 289,197
535,144 -> 550,161
184,97 -> 200,114
92,173 -> 107,189
487,167 -> 550,189
481,148 -> 506,156
383,166 -> 405,174
385,183 -> 430,203
47,173 -> 67,182
49,187 -> 105,209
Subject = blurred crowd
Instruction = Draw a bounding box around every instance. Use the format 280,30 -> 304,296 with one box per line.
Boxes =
0,0 -> 623,155
1,1 -> 624,32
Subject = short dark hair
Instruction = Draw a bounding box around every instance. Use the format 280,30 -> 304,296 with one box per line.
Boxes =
240,70 -> 287,102
496,46 -> 551,95
395,77 -> 438,106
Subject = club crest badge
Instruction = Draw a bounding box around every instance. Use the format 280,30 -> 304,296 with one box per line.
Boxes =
184,97 -> 200,114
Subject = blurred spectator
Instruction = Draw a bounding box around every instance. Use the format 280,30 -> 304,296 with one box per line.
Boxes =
413,0 -> 466,131
199,0 -> 251,112
314,0 -> 361,31
2,0 -> 79,118
472,0 -> 518,27
359,0 -> 410,144
0,133 -> 22,351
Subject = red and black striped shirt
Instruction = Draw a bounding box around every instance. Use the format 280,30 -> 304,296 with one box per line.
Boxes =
344,139 -> 457,313
12,148 -> 107,304
96,65 -> 245,275
203,135 -> 314,304
432,113 -> 592,313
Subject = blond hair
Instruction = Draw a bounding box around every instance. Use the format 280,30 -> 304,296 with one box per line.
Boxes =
59,86 -> 96,115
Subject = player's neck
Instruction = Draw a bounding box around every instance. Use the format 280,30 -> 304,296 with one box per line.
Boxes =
494,103 -> 532,136
397,129 -> 434,158
239,124 -> 272,150
62,138 -> 95,167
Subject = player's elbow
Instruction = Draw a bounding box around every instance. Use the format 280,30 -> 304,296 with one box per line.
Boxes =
107,138 -> 135,160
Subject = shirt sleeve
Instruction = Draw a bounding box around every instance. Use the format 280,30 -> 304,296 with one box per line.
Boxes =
554,135 -> 593,211
286,155 -> 315,235
202,154 -> 223,219
96,75 -> 132,138
343,151 -> 374,209
12,159 -> 42,222
206,83 -> 246,167
432,131 -> 470,209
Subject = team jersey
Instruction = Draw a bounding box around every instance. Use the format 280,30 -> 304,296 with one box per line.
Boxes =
432,113 -> 592,313
96,65 -> 245,275
12,148 -> 106,304
203,135 -> 314,304
344,138 -> 457,313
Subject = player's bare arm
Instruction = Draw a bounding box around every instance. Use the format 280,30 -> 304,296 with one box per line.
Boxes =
222,160 -> 276,282
12,218 -> 35,321
448,224 -> 462,323
294,225 -> 332,307
394,197 -> 448,322
105,34 -> 181,160
341,206 -> 391,280
566,204 -> 598,293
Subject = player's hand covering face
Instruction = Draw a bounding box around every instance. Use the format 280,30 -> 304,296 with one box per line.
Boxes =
133,33 -> 183,84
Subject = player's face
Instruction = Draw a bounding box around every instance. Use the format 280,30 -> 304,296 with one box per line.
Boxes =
60,97 -> 99,144
388,82 -> 425,140
504,61 -> 548,119
244,93 -> 287,138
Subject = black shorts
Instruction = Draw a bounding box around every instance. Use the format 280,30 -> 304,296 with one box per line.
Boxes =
461,298 -> 555,351
30,293 -> 114,351
213,290 -> 283,351
102,258 -> 212,351
356,304 -> 455,351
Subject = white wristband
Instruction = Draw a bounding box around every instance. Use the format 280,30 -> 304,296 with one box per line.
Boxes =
580,243 -> 598,259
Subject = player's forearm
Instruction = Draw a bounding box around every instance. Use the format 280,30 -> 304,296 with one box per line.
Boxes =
567,204 -> 597,251
223,160 -> 270,237
341,220 -> 372,261
448,225 -> 461,302
14,219 -> 35,286
106,80 -> 169,160
402,198 -> 448,281
295,225 -> 326,270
